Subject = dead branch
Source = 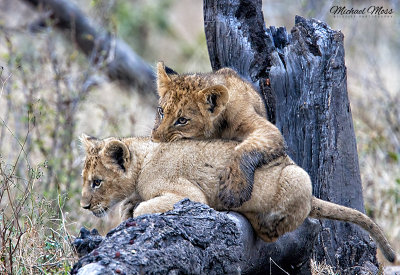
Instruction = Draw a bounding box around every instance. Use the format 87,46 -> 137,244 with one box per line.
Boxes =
20,0 -> 157,100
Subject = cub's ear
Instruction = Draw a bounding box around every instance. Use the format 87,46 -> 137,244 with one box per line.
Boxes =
198,85 -> 229,117
100,140 -> 131,173
165,65 -> 178,75
157,61 -> 177,97
80,133 -> 102,155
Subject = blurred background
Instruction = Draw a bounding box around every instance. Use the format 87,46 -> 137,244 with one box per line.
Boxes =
0,0 -> 398,272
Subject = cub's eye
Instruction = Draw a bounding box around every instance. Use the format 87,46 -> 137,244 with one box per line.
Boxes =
175,117 -> 188,125
91,179 -> 103,189
157,107 -> 164,119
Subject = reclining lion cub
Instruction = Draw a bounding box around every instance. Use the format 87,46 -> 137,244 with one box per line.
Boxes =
80,135 -> 397,263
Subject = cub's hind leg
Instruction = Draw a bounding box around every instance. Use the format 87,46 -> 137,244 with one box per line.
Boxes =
256,211 -> 296,242
258,164 -> 312,238
243,164 -> 313,242
245,211 -> 292,242
245,210 -> 306,242
243,212 -> 284,242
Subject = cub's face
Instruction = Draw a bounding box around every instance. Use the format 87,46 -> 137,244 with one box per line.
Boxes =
151,62 -> 229,142
152,92 -> 211,141
81,155 -> 120,217
80,136 -> 133,217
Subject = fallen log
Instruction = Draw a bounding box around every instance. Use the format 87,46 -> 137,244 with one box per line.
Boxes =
72,199 -> 321,274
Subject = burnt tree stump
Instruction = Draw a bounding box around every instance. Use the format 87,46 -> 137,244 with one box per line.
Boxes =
204,0 -> 378,273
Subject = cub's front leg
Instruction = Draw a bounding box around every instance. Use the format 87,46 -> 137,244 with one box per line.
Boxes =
120,192 -> 142,220
133,193 -> 186,217
219,115 -> 286,208
134,178 -> 208,217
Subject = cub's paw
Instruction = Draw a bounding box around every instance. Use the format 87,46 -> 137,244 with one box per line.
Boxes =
133,203 -> 151,218
218,159 -> 254,208
120,199 -> 138,221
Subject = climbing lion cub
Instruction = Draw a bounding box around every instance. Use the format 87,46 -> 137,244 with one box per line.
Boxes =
80,135 -> 397,263
151,62 -> 286,208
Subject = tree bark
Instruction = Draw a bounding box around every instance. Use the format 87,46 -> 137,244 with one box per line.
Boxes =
21,0 -> 157,100
72,199 -> 321,274
204,0 -> 378,273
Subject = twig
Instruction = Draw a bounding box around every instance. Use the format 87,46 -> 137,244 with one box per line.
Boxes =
269,257 -> 290,275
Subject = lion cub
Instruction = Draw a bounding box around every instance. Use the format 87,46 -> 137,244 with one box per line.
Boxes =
80,135 -> 397,263
151,62 -> 286,208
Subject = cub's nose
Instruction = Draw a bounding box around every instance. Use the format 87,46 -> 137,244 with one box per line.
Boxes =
81,203 -> 91,210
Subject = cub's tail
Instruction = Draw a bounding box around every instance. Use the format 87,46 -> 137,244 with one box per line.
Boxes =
309,197 -> 396,263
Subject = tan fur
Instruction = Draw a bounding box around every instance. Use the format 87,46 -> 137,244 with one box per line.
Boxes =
152,62 -> 286,208
80,135 -> 397,263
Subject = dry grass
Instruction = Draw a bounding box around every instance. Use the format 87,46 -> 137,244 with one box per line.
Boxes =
0,114 -> 76,273
311,259 -> 339,275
